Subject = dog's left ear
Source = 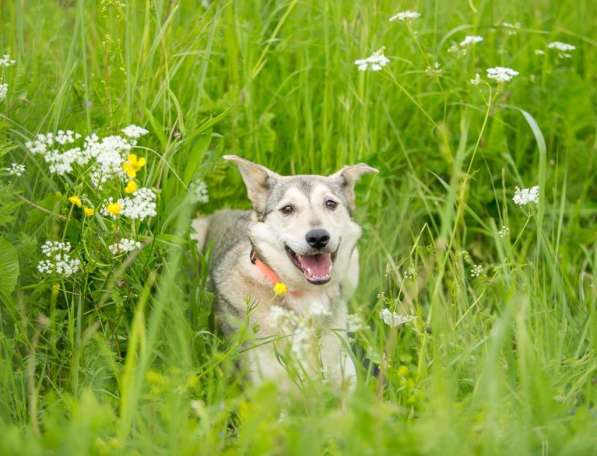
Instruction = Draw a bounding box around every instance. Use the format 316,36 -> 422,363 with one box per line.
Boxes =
223,155 -> 279,214
330,163 -> 378,210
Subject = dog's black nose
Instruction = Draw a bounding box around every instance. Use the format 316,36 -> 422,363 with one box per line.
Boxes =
306,229 -> 330,249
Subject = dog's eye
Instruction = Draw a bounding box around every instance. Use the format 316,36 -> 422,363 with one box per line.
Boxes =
279,204 -> 295,216
325,199 -> 338,210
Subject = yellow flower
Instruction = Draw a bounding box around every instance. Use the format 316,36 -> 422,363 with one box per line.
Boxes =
106,202 -> 122,217
68,195 -> 82,207
397,365 -> 409,377
124,180 -> 138,193
83,207 -> 95,217
122,153 -> 146,178
273,282 -> 288,296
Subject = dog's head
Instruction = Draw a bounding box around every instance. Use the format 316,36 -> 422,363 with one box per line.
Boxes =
224,155 -> 377,290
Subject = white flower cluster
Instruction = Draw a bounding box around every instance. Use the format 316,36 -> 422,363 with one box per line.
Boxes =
486,66 -> 519,82
86,134 -> 133,185
121,187 -> 157,220
389,10 -> 420,22
25,126 -> 148,185
513,185 -> 539,206
37,241 -> 81,276
449,35 -> 484,54
470,264 -> 483,278
0,82 -> 7,102
502,22 -> 521,36
5,163 -> 25,176
470,73 -> 482,85
190,179 -> 209,203
547,41 -> 575,59
355,48 -> 389,72
498,225 -> 510,238
460,35 -> 484,47
0,53 -> 16,67
309,300 -> 331,318
122,125 -> 149,139
380,308 -> 416,327
346,313 -> 365,332
425,62 -> 442,77
403,265 -> 417,280
108,238 -> 142,255
268,306 -> 316,362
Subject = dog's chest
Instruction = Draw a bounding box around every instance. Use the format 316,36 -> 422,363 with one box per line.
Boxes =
285,285 -> 341,320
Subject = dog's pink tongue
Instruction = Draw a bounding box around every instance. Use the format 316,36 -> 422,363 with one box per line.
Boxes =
297,253 -> 332,281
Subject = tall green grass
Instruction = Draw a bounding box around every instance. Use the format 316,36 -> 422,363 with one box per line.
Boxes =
0,0 -> 595,454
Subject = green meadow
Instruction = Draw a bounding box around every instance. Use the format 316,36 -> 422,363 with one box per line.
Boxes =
0,0 -> 595,454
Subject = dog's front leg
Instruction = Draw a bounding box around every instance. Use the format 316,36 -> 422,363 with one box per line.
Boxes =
244,343 -> 297,392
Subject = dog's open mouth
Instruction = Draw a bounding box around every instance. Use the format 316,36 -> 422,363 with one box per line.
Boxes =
285,245 -> 334,285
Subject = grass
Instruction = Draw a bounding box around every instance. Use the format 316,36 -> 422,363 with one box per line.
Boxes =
0,0 -> 595,454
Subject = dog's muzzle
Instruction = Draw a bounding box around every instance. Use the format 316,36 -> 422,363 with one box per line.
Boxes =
284,244 -> 338,285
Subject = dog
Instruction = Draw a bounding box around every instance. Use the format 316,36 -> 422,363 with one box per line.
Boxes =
192,155 -> 377,391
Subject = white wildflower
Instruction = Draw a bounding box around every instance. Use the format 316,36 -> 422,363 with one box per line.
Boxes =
0,82 -> 7,102
425,62 -> 442,77
502,22 -> 521,35
122,124 -> 149,139
403,266 -> 417,280
547,41 -> 575,52
290,321 -> 314,359
44,147 -> 84,175
470,264 -> 483,278
190,179 -> 209,204
498,225 -> 510,238
121,187 -> 157,220
547,41 -> 575,59
268,305 -> 290,327
108,238 -> 142,255
460,35 -> 483,47
380,308 -> 416,328
470,73 -> 482,85
309,300 -> 331,317
86,135 -> 132,186
267,306 -> 319,365
513,185 -> 539,206
0,53 -> 16,67
24,129 -> 146,187
5,163 -> 25,176
389,10 -> 420,22
486,66 -> 519,83
346,314 -> 365,332
54,130 -> 79,145
354,48 -> 389,72
37,241 -> 81,277
448,35 -> 483,55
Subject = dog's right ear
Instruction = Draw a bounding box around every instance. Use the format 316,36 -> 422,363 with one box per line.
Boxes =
223,155 -> 279,214
330,163 -> 378,211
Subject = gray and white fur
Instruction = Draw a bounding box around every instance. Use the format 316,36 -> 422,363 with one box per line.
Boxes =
192,155 -> 377,391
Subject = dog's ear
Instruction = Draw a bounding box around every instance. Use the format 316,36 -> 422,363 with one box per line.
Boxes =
223,155 -> 279,214
330,163 -> 378,210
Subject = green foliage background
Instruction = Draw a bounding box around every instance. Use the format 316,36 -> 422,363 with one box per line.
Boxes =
0,0 -> 595,454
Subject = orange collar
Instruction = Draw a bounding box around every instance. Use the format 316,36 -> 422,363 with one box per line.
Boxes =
250,248 -> 302,297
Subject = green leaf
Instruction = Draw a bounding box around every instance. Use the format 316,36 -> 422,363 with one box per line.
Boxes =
0,238 -> 19,297
183,130 -> 212,185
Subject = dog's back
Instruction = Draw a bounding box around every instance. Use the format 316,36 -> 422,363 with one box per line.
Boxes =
192,209 -> 250,257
